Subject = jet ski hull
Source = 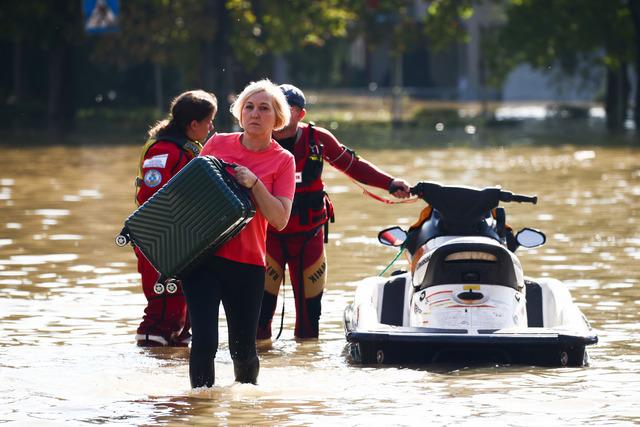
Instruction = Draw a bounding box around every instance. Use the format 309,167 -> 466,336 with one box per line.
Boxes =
345,324 -> 597,366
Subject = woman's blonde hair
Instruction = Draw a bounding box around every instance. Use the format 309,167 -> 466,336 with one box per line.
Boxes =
230,79 -> 290,131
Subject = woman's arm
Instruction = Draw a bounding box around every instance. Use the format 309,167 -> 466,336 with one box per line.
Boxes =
233,165 -> 293,230
251,185 -> 292,230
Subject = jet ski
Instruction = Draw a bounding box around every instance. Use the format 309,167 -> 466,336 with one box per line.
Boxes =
343,181 -> 597,366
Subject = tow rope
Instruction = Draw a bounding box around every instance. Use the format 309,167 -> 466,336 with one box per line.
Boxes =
275,273 -> 286,340
348,178 -> 419,205
378,248 -> 405,276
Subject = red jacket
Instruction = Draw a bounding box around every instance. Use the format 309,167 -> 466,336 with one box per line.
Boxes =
272,123 -> 394,235
135,138 -> 200,206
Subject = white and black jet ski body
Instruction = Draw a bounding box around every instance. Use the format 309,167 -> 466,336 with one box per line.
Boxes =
344,182 -> 597,366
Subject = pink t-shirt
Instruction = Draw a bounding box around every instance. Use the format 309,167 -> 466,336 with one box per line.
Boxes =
200,132 -> 295,266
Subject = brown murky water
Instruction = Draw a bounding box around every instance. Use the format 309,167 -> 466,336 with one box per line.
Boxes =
1,143 -> 639,425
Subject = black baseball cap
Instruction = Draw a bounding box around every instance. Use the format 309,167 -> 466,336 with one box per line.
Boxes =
279,84 -> 306,108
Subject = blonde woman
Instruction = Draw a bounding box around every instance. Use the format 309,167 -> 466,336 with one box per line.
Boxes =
181,79 -> 295,388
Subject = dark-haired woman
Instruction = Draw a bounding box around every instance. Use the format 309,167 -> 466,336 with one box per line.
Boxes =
134,90 -> 218,347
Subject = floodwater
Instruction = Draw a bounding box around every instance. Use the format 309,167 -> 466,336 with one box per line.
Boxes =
1,142 -> 639,426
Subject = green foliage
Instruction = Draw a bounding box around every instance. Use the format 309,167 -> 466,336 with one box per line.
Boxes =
484,0 -> 634,86
411,107 -> 471,128
0,99 -> 46,129
346,0 -> 474,56
90,0 -> 206,66
225,0 -> 355,70
76,105 -> 161,133
3,0 -> 635,135
423,0 -> 475,51
0,1 -> 84,46
88,1 -> 357,78
349,0 -> 417,52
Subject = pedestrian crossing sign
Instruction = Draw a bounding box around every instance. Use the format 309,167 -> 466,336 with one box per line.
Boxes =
83,0 -> 120,34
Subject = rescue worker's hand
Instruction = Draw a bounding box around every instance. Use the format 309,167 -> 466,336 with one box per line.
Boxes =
389,178 -> 411,198
234,165 -> 259,189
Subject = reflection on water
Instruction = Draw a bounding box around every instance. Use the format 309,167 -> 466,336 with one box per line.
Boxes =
0,144 -> 639,425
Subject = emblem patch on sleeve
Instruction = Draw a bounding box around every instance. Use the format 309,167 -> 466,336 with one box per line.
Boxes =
143,154 -> 169,169
143,169 -> 163,187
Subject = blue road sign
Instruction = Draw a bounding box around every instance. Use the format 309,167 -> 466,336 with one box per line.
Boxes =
83,0 -> 120,34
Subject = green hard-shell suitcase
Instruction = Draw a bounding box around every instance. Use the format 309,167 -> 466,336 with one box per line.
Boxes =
117,155 -> 255,279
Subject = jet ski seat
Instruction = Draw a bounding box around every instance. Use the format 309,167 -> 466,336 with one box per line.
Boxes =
417,242 -> 519,290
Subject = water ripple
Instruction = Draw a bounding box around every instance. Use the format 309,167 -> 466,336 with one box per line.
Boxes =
0,145 -> 638,425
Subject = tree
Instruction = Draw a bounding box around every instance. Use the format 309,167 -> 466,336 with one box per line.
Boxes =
344,0 -> 474,124
0,1 -> 84,132
226,0 -> 354,68
91,0 -> 355,128
485,0 -> 636,133
628,0 -> 640,133
3,1 -> 360,132
350,0 -> 427,123
91,1 -> 205,111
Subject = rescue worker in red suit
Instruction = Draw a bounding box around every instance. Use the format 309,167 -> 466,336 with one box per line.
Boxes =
134,90 -> 218,347
257,84 -> 411,340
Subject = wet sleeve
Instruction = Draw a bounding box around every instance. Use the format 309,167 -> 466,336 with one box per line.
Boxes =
319,128 -> 394,190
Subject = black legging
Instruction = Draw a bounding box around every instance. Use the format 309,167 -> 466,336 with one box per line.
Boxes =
182,256 -> 265,388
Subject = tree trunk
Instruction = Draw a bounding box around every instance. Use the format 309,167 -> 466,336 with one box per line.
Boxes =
47,42 -> 73,133
202,39 -> 216,91
628,0 -> 640,134
623,62 -> 631,130
200,0 -> 232,128
604,65 -> 629,132
206,0 -> 233,129
272,53 -> 289,84
12,40 -> 25,102
391,53 -> 403,128
154,63 -> 163,111
45,1 -> 82,134
635,57 -> 640,135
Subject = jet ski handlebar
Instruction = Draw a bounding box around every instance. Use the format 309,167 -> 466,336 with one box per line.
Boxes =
499,191 -> 537,204
409,182 -> 537,205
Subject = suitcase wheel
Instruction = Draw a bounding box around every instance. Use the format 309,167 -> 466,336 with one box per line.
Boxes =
115,234 -> 130,247
166,280 -> 179,294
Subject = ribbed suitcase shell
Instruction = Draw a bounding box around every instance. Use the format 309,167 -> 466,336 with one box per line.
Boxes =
125,155 -> 255,278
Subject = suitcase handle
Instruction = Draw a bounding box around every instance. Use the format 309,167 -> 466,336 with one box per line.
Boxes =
221,160 -> 239,169
206,156 -> 252,195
